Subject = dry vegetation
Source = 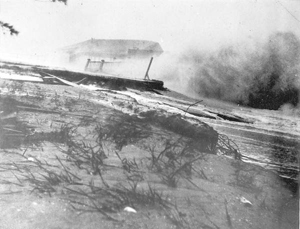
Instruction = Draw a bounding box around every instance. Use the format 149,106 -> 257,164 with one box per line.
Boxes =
0,79 -> 297,229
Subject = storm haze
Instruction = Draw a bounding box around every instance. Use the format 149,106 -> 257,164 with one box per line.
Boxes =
1,0 -> 299,109
156,32 -> 300,110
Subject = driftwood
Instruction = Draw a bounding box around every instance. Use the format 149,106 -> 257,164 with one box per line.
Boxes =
17,105 -> 61,114
40,72 -> 111,92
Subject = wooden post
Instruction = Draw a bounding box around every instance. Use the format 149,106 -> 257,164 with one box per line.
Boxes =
144,57 -> 153,80
84,59 -> 91,71
99,60 -> 105,71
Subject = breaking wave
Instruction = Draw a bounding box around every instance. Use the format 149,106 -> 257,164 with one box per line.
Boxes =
172,32 -> 300,110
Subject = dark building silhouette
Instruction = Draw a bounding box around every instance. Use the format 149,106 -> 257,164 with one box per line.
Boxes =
61,39 -> 163,63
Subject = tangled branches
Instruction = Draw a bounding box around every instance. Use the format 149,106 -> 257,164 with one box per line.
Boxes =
217,134 -> 242,160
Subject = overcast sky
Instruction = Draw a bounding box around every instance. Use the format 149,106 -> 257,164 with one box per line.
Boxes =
0,0 -> 299,62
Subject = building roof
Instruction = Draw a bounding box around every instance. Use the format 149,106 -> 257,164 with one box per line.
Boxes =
62,39 -> 163,58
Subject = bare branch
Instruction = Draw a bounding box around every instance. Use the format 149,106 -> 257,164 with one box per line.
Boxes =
0,21 -> 19,35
